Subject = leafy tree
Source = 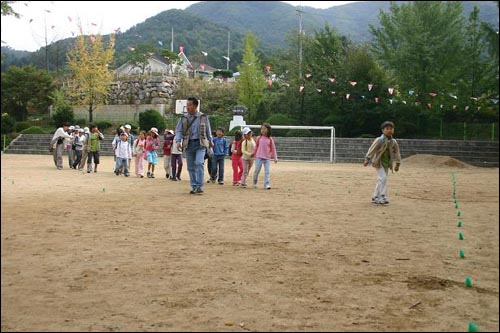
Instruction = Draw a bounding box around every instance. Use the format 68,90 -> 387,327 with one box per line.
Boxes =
1,65 -> 54,120
67,28 -> 115,123
458,6 -> 494,105
1,1 -> 19,18
125,43 -> 155,75
370,1 -> 464,105
236,33 -> 266,122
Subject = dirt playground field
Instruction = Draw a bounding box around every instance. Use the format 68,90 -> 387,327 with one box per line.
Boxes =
1,153 -> 498,332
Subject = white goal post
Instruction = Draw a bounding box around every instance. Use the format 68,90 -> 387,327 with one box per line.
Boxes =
244,125 -> 336,163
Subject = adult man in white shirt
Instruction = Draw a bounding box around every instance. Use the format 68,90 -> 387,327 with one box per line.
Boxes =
50,122 -> 74,170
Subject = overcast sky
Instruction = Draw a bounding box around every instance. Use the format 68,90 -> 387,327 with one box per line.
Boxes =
1,1 -> 359,52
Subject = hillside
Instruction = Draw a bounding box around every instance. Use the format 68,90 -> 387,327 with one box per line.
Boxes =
1,1 -> 498,72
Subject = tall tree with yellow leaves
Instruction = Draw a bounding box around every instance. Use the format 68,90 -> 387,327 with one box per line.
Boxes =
67,26 -> 115,122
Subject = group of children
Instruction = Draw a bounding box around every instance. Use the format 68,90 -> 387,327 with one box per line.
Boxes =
205,123 -> 279,189
53,120 -> 401,204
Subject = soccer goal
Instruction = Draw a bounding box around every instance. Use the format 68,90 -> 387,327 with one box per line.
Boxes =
244,125 -> 336,163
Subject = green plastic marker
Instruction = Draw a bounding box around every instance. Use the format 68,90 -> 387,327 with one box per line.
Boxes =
465,276 -> 473,287
455,203 -> 459,209
457,220 -> 462,227
457,211 -> 461,217
468,321 -> 478,332
459,249 -> 465,258
459,232 -> 464,240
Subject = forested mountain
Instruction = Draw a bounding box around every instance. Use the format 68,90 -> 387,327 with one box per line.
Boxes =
2,1 -> 498,72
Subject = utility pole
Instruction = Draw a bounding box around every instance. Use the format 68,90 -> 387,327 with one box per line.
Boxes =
227,31 -> 230,70
170,27 -> 174,52
297,9 -> 304,80
45,14 -> 49,72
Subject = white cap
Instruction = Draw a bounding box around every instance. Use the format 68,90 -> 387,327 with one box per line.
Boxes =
150,127 -> 158,135
124,124 -> 131,129
83,127 -> 90,133
69,126 -> 75,130
78,128 -> 84,133
242,127 -> 252,135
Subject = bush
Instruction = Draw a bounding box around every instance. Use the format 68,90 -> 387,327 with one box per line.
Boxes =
94,120 -> 113,130
286,129 -> 312,137
21,126 -> 47,134
15,121 -> 32,133
52,105 -> 75,127
266,113 -> 293,125
1,113 -> 16,134
139,109 -> 166,133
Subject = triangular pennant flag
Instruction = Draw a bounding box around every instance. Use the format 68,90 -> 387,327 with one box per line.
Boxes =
316,88 -> 322,93
305,73 -> 312,78
346,94 -> 350,100
389,99 -> 394,105
477,106 -> 481,111
453,105 -> 457,110
449,93 -> 458,99
440,104 -> 444,109
470,97 -> 478,101
374,97 -> 379,103
128,46 -> 135,51
465,106 -> 470,111
368,84 -> 373,91
388,87 -> 394,95
402,101 -> 407,105
299,86 -> 305,93
361,95 -> 365,99
349,81 -> 357,86
328,77 -> 336,83
158,41 -> 163,46
409,90 -> 415,96
429,92 -> 437,97
491,99 -> 499,104
427,103 -> 432,109
330,91 -> 336,95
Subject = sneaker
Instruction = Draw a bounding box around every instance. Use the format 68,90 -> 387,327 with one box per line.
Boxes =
371,197 -> 379,204
195,188 -> 204,194
218,182 -> 224,185
379,196 -> 389,205
241,184 -> 247,188
166,173 -> 169,178
253,184 -> 257,189
171,177 -> 177,181
190,189 -> 196,194
177,177 -> 181,181
115,171 -> 119,176
265,186 -> 271,190
147,171 -> 151,178
124,174 -> 130,177
150,173 -> 155,178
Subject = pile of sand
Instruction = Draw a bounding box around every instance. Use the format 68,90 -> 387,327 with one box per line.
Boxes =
402,154 -> 472,168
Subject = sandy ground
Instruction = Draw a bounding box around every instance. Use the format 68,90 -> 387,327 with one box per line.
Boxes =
1,153 -> 498,332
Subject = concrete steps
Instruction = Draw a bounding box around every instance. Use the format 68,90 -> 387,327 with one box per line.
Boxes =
4,134 -> 499,167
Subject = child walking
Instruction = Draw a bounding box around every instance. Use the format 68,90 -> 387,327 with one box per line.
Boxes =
240,127 -> 256,188
363,121 -> 401,205
145,127 -> 160,178
252,123 -> 278,189
133,130 -> 146,178
114,132 -> 132,177
230,130 -> 244,186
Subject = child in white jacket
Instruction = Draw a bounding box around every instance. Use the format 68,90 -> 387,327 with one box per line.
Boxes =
114,132 -> 132,177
